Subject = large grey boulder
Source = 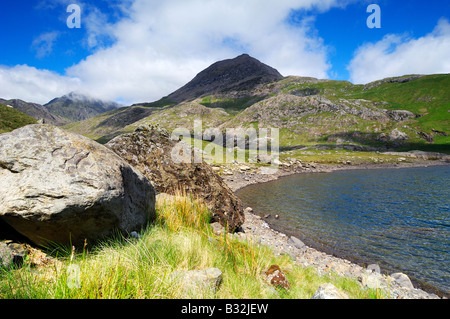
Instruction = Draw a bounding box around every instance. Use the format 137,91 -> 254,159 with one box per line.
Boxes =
0,124 -> 155,246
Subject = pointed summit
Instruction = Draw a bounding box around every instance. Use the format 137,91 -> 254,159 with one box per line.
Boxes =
167,54 -> 283,102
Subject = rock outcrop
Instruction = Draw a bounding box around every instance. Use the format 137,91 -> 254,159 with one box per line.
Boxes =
0,124 -> 155,246
106,124 -> 245,232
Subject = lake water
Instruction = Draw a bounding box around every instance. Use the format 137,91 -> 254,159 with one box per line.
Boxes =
236,165 -> 450,295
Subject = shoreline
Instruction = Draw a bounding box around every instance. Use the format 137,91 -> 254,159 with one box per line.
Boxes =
221,159 -> 450,299
227,159 -> 450,193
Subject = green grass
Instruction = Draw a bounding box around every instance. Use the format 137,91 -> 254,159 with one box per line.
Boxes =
344,75 -> 449,134
0,104 -> 37,134
0,193 -> 384,299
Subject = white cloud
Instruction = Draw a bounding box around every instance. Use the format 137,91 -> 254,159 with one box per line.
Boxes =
65,0 -> 339,104
32,31 -> 60,58
0,65 -> 81,104
2,0 -> 341,105
348,18 -> 450,84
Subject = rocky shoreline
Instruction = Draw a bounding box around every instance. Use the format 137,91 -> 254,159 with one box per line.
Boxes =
220,158 -> 450,299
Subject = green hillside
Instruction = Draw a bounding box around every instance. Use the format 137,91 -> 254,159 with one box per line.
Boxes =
346,74 -> 449,145
0,104 -> 37,134
64,74 -> 449,155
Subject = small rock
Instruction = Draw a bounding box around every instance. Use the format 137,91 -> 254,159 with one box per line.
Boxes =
289,236 -> 307,253
367,264 -> 381,273
360,270 -> 388,290
311,283 -> 349,299
391,272 -> 414,289
130,231 -> 140,240
264,265 -> 290,290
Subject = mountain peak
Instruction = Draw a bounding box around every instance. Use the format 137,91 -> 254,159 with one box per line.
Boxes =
44,92 -> 121,123
167,54 -> 284,102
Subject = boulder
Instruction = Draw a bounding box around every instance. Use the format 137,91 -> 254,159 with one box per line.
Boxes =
367,264 -> 381,274
0,124 -> 155,246
386,110 -> 415,122
264,265 -> 290,290
389,128 -> 409,141
360,270 -> 389,290
390,272 -> 414,290
106,124 -> 244,232
289,236 -> 307,254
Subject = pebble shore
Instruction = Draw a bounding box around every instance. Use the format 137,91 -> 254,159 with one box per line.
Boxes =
220,159 -> 450,299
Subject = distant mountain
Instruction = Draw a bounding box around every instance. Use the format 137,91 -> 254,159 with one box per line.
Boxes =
0,98 -> 68,126
166,54 -> 283,103
44,92 -> 121,123
0,103 -> 37,134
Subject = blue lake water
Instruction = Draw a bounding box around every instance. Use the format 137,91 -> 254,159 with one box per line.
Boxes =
236,165 -> 450,295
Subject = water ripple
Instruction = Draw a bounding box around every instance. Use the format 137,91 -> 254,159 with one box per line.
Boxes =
237,166 -> 450,294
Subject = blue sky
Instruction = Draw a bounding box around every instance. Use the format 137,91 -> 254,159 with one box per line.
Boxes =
0,0 -> 449,104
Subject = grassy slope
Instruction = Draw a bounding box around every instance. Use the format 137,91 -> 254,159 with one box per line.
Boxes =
0,194 -> 382,299
343,74 -> 450,146
273,74 -> 449,153
0,104 -> 37,134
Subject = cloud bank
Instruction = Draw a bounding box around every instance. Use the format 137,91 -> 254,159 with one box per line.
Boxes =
0,65 -> 80,104
1,1 -> 449,105
348,18 -> 450,84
